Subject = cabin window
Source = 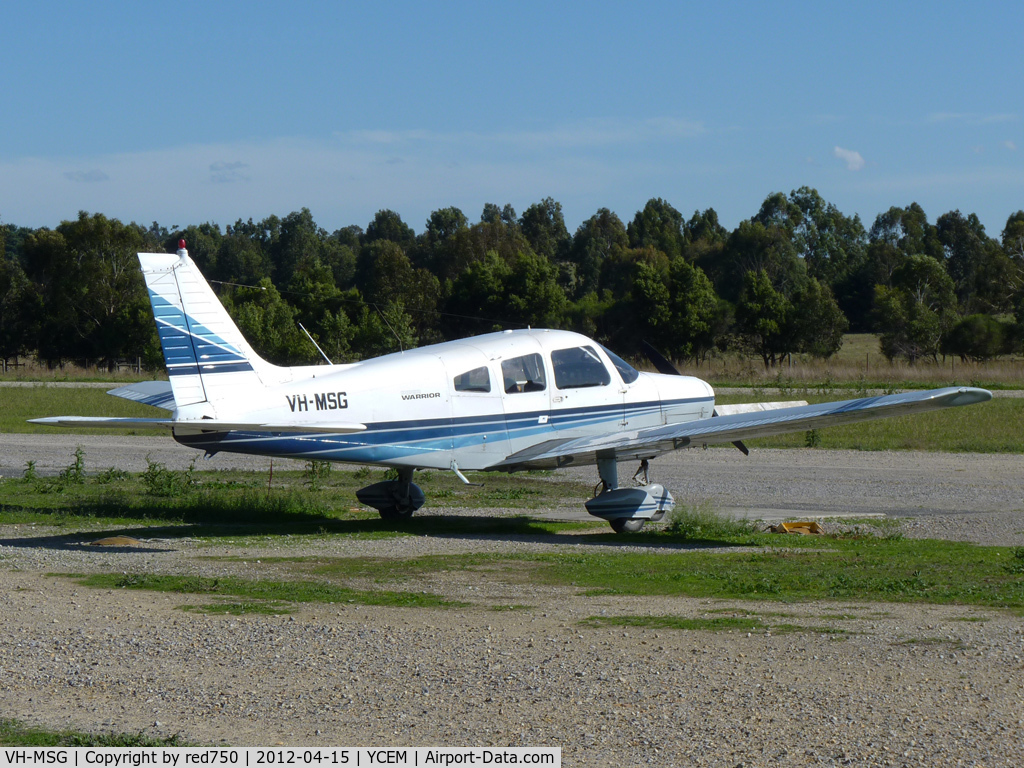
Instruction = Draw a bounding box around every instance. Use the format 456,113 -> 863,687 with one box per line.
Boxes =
453,366 -> 491,393
501,353 -> 546,394
551,346 -> 612,389
599,344 -> 640,384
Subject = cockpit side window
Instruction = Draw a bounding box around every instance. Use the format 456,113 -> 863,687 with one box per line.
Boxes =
453,366 -> 491,393
599,344 -> 640,384
551,346 -> 611,389
501,353 -> 547,394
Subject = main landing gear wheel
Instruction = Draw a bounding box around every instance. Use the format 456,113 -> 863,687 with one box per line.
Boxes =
355,468 -> 425,521
610,518 -> 645,533
378,503 -> 416,521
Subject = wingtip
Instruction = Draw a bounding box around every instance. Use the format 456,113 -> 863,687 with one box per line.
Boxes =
953,387 -> 993,406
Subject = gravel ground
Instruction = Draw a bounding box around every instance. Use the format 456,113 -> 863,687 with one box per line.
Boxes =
1,439 -> 1024,765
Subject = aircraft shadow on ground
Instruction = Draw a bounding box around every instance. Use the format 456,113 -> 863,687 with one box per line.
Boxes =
0,509 -> 736,552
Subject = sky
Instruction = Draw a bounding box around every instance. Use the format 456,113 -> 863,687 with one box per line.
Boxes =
2,1 -> 1023,239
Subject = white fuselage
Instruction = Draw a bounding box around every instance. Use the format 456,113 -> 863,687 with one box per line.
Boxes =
172,329 -> 715,471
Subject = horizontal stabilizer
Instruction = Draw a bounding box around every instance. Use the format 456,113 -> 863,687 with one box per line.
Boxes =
29,416 -> 367,434
107,381 -> 175,411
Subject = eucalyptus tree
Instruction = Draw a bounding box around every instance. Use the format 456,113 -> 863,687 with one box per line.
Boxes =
666,257 -> 723,363
364,209 -> 416,250
481,203 -> 517,227
424,206 -> 469,246
272,208 -> 326,290
420,206 -> 469,274
0,253 -> 41,368
355,239 -> 439,340
734,269 -> 794,367
942,314 -> 1012,362
937,209 -> 1013,313
23,212 -> 152,369
717,218 -> 805,303
223,278 -> 309,364
627,197 -> 686,260
520,197 -> 570,262
875,254 -> 958,363
568,208 -> 629,298
791,277 -> 848,359
787,186 -> 867,287
443,247 -> 566,337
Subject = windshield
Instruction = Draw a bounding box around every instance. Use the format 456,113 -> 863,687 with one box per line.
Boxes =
599,344 -> 639,384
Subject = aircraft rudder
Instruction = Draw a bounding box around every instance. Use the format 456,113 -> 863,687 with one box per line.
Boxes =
138,241 -> 275,408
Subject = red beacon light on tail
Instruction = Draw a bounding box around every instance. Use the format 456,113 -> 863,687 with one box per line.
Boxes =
176,239 -> 188,257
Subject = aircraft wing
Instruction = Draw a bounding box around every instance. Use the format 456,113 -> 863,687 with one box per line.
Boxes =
495,386 -> 992,470
29,417 -> 367,434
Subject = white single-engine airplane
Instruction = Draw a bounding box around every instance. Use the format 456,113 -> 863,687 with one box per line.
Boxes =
33,242 -> 992,532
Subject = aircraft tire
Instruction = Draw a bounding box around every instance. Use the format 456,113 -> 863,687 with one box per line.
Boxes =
378,506 -> 415,521
610,518 -> 645,533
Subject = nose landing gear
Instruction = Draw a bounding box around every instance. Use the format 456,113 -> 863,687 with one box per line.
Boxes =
585,457 -> 675,533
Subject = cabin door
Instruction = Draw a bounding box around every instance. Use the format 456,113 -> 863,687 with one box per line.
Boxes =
496,351 -> 555,456
449,361 -> 511,470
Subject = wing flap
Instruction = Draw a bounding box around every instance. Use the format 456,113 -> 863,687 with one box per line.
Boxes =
713,400 -> 807,415
495,387 -> 991,470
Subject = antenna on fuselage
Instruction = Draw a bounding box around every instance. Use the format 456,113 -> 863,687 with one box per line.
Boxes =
374,304 -> 404,353
298,323 -> 334,365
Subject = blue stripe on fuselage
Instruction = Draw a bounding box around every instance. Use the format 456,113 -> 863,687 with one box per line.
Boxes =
173,396 -> 713,465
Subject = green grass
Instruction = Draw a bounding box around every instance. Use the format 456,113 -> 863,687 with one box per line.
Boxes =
59,572 -> 466,612
521,537 -> 1024,612
0,718 -> 184,747
0,386 -> 166,435
4,463 -> 1024,615
0,461 -> 595,537
716,392 -> 1022,452
188,535 -> 1024,614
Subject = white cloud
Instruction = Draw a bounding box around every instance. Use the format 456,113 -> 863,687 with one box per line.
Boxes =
0,135 -> 625,230
210,161 -> 250,184
926,112 -> 1018,125
337,117 -> 706,152
833,146 -> 865,171
1005,140 -> 1018,152
64,169 -> 109,183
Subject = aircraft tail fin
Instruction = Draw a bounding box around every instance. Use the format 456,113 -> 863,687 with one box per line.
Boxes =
139,241 -> 279,409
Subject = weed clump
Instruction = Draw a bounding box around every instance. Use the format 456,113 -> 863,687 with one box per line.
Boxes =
96,467 -> 130,484
303,460 -> 332,491
667,501 -> 758,541
1006,547 -> 1024,575
23,448 -> 87,494
58,447 -> 86,485
141,457 -> 196,497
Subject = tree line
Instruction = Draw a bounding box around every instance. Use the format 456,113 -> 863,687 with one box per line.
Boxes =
2,187 -> 1023,372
